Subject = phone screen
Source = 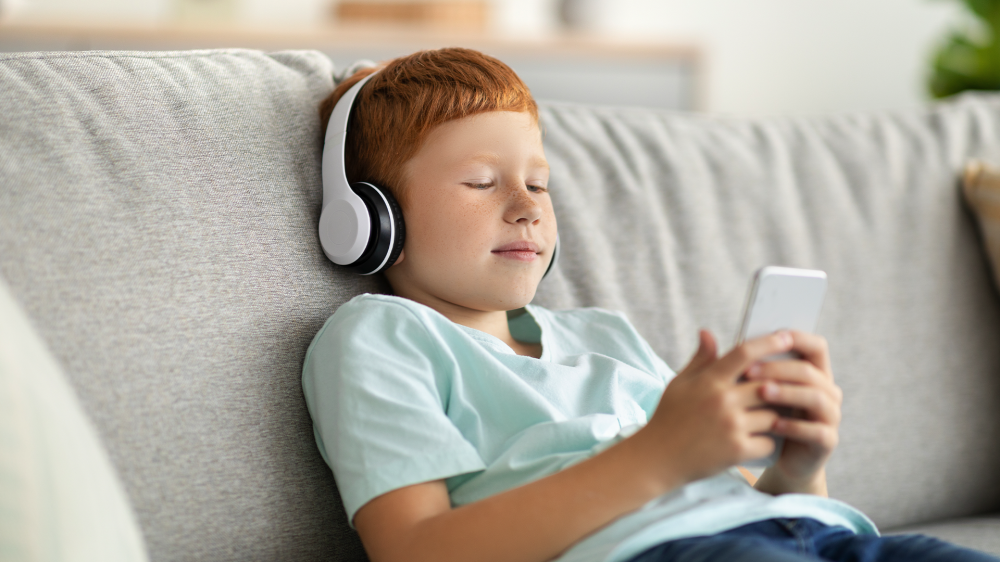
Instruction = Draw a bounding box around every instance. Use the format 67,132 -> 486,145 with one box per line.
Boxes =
737,266 -> 827,347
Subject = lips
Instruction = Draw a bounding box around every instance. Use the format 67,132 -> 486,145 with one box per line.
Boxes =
492,240 -> 542,262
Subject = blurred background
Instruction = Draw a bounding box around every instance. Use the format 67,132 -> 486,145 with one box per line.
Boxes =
0,0 -> 988,116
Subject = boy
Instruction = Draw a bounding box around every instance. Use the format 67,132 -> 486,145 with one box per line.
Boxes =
301,48 -> 999,562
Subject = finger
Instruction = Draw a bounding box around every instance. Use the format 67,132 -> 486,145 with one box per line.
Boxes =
743,434 -> 779,462
744,408 -> 780,434
750,362 -> 843,408
679,330 -> 718,377
760,382 -> 841,425
772,418 -> 839,452
693,330 -> 719,371
786,331 -> 832,376
745,360 -> 829,389
713,331 -> 795,382
732,381 -> 771,409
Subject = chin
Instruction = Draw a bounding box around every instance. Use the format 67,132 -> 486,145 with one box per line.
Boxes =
468,284 -> 538,312
496,287 -> 539,311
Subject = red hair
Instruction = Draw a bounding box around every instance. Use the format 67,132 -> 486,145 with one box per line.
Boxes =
318,47 -> 538,209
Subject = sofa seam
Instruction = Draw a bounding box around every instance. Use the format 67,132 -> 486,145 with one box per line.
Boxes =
0,48 -> 321,62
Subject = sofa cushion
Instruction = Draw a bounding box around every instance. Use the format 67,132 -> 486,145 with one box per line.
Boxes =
538,95 -> 1000,528
886,515 -> 1000,554
532,98 -> 1000,533
2,49 -> 1000,562
0,49 -> 374,562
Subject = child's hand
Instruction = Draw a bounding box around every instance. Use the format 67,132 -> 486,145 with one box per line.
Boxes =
745,330 -> 842,496
636,329 -> 795,485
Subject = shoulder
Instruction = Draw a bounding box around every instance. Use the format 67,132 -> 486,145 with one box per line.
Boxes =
303,294 -> 452,377
319,293 -> 433,331
302,294 -> 462,419
309,294 -> 436,348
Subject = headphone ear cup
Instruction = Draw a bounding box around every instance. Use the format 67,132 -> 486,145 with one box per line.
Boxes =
347,182 -> 405,275
380,186 -> 405,271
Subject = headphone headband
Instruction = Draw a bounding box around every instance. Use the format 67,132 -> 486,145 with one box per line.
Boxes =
322,71 -> 377,209
319,71 -> 382,267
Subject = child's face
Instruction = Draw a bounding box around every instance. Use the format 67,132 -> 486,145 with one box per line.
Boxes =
384,110 -> 557,313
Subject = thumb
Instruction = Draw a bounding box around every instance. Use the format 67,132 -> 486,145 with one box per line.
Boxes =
679,329 -> 717,377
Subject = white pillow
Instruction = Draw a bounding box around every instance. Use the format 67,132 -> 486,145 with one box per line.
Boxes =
0,277 -> 149,562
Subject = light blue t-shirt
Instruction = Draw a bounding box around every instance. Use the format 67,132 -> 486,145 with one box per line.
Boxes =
301,294 -> 877,562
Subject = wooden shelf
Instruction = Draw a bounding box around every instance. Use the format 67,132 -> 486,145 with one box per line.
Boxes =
0,17 -> 698,58
0,17 -> 704,110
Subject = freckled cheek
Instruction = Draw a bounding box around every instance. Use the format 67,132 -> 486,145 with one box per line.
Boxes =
407,197 -> 496,262
451,205 -> 497,259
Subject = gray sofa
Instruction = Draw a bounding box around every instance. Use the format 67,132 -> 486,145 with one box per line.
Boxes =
2,48 -> 1000,561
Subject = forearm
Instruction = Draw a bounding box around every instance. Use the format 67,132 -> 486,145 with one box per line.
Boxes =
754,466 -> 827,497
369,431 -> 683,562
360,330 -> 820,562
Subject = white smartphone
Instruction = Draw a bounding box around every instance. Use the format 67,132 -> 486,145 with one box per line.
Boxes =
735,266 -> 828,468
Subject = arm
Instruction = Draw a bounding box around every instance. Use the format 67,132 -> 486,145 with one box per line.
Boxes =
356,330 -> 800,562
356,432 -> 675,562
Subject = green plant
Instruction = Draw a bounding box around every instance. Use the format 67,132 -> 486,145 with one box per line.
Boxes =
929,0 -> 1000,98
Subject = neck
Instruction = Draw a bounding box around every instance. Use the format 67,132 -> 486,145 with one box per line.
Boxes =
444,305 -> 513,341
388,285 -> 540,358
386,262 -> 542,358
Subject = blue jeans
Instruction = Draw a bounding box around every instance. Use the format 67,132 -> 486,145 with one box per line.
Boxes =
625,518 -> 1000,562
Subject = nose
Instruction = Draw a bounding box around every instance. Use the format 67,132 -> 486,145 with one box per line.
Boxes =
504,183 -> 543,225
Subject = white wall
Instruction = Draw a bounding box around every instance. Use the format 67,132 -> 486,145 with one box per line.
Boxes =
7,0 -> 329,24
568,0 -> 966,117
8,0 -> 966,116
9,0 -> 166,21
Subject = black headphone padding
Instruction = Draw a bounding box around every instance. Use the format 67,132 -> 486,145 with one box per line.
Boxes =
543,237 -> 559,279
346,182 -> 405,275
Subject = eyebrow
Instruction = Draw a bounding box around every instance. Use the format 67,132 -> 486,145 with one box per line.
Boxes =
466,152 -> 550,170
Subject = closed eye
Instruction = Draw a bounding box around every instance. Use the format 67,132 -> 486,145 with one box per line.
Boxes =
464,182 -> 493,190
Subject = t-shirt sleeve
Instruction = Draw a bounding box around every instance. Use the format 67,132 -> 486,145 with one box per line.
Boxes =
302,297 -> 486,525
636,329 -> 677,387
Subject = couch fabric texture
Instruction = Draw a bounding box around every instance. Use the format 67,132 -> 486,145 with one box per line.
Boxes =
1,49 -> 999,561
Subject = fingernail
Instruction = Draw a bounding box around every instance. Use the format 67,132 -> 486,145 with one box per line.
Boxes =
781,331 -> 793,346
747,364 -> 762,379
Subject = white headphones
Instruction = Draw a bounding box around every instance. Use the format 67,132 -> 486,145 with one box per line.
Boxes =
319,70 -> 559,278
319,71 -> 404,275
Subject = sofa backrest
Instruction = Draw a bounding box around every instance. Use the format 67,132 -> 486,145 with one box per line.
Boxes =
532,100 -> 1000,527
0,49 -> 372,562
2,49 -> 1000,562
